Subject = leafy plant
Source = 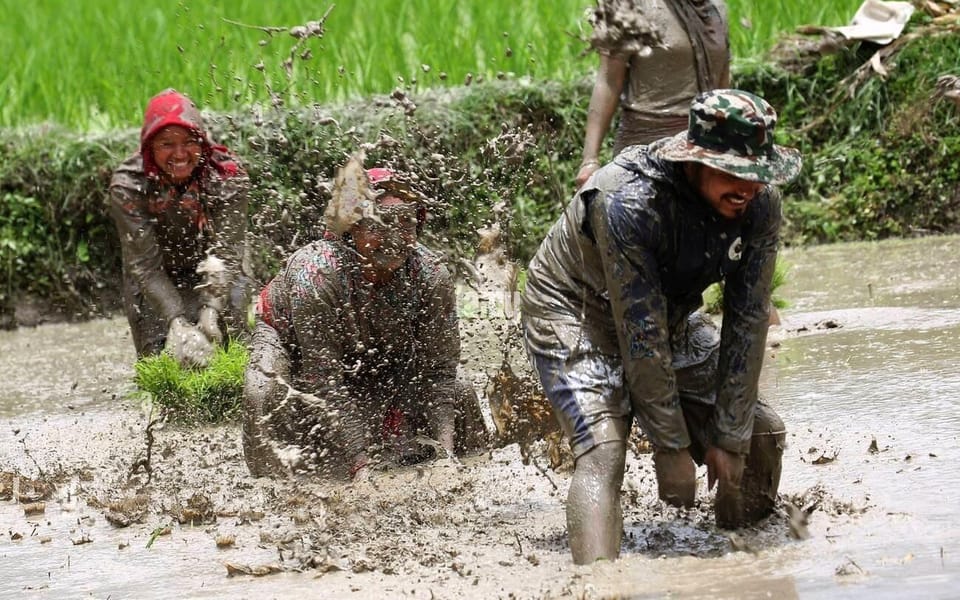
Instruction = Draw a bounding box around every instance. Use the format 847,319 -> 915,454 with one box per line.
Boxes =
133,342 -> 249,423
0,193 -> 44,296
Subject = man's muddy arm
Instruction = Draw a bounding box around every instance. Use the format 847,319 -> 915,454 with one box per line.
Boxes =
415,265 -> 460,455
291,280 -> 372,470
242,320 -> 293,476
590,192 -> 690,450
206,175 -> 254,330
714,188 -> 782,454
208,174 -> 250,277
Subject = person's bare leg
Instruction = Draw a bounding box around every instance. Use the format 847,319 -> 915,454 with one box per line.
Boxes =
653,447 -> 697,508
567,441 -> 626,564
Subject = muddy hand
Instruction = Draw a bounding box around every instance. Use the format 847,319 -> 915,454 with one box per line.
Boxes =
705,446 -> 746,529
653,447 -> 696,508
350,452 -> 374,483
197,305 -> 223,346
165,316 -> 214,369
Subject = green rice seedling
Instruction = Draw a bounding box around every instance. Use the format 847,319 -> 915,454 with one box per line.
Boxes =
133,341 -> 248,423
702,256 -> 791,315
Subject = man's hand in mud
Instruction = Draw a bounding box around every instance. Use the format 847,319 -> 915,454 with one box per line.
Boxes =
705,446 -> 744,490
409,434 -> 463,472
705,446 -> 746,529
165,316 -> 215,369
431,404 -> 457,459
351,465 -> 372,483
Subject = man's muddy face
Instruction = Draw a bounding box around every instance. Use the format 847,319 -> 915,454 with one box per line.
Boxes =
686,163 -> 766,220
150,125 -> 203,184
353,196 -> 419,275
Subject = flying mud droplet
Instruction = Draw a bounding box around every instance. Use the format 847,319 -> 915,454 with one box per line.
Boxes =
587,0 -> 665,56
323,151 -> 377,236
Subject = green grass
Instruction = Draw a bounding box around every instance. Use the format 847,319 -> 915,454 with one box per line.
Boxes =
133,342 -> 248,422
727,2 -> 865,67
2,0 -> 864,130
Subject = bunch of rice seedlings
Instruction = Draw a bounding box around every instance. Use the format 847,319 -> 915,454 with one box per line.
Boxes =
702,256 -> 790,315
133,342 -> 248,423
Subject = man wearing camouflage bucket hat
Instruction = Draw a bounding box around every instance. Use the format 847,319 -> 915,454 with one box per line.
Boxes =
520,89 -> 801,563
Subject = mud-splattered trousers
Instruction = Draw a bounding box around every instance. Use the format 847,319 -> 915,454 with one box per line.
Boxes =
242,238 -> 488,478
109,154 -> 255,356
521,145 -> 784,515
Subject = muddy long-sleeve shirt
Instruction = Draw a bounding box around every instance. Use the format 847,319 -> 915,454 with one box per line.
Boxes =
256,238 -> 460,460
522,144 -> 780,454
109,153 -> 250,323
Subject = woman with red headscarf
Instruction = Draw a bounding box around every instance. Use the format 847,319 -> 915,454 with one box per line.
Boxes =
109,89 -> 254,368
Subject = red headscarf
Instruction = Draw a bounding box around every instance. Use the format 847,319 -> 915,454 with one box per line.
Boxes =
139,89 -> 239,181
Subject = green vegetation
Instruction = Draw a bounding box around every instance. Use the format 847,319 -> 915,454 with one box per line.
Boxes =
1,2 -> 957,326
727,3 -> 864,69
1,0 -> 863,130
703,257 -> 791,315
133,342 -> 248,422
0,129 -> 131,325
738,19 -> 960,243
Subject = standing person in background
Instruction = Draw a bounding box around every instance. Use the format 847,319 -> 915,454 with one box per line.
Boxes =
576,0 -> 730,188
109,89 -> 254,369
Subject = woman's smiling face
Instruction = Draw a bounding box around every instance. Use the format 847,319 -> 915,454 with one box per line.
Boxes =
150,125 -> 203,183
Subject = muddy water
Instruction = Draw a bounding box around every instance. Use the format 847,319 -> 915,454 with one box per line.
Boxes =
1,235 -> 959,599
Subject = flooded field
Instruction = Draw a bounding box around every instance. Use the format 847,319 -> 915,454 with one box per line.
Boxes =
1,234 -> 959,599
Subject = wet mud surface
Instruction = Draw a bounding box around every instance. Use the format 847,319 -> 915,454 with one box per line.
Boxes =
2,235 -> 960,598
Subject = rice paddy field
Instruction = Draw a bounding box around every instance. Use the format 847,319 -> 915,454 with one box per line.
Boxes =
1,0 -> 864,131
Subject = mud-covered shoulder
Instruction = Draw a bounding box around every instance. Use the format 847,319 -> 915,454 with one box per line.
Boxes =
280,239 -> 351,304
408,243 -> 454,289
744,185 -> 783,244
593,159 -> 667,253
204,156 -> 250,208
108,152 -> 146,195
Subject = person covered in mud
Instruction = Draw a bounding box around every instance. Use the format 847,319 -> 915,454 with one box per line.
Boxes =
109,88 -> 254,368
576,0 -> 730,187
521,89 -> 802,563
242,160 -> 488,480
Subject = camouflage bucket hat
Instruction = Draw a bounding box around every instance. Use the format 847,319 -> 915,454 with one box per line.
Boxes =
652,89 -> 802,185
